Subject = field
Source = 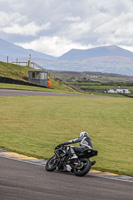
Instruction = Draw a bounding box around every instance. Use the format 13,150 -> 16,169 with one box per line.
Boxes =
69,82 -> 133,96
50,70 -> 133,97
0,95 -> 133,176
50,71 -> 133,83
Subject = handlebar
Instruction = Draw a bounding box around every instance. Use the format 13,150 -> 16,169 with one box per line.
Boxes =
55,144 -> 67,150
55,144 -> 63,149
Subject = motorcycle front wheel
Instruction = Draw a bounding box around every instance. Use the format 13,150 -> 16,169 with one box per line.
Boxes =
74,158 -> 91,176
45,155 -> 58,171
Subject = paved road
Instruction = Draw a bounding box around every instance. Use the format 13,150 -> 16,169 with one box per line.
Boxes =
0,89 -> 98,97
0,157 -> 132,200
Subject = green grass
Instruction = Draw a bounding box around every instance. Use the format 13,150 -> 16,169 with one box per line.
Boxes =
0,82 -> 77,94
0,96 -> 133,176
0,61 -> 33,81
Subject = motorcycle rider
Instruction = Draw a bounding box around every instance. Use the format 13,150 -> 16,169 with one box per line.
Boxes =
46,131 -> 97,174
60,131 -> 93,160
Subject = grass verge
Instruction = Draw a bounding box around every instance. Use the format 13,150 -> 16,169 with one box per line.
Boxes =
0,96 -> 133,176
0,82 -> 77,94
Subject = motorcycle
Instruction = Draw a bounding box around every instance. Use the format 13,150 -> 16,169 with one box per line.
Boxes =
45,144 -> 98,176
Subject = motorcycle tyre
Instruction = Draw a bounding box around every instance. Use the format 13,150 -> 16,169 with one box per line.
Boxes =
45,155 -> 57,171
74,158 -> 91,176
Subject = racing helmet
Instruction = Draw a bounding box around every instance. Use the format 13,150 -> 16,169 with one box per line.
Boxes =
80,131 -> 88,137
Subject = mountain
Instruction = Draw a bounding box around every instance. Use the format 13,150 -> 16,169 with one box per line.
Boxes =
0,38 -> 55,61
54,45 -> 133,76
59,45 -> 133,61
0,37 -> 133,76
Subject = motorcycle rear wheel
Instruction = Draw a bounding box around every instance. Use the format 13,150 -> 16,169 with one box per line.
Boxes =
45,155 -> 57,171
74,158 -> 91,176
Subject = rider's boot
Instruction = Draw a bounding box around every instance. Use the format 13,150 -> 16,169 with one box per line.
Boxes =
70,153 -> 78,160
91,161 -> 96,166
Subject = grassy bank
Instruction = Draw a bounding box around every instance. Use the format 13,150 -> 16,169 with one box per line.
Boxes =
0,61 -> 33,81
0,82 -> 76,94
0,61 -> 77,93
0,96 -> 133,176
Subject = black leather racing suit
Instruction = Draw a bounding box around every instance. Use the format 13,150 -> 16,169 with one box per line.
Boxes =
62,135 -> 93,156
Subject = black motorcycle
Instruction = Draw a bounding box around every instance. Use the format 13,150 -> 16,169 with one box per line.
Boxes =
45,144 -> 98,176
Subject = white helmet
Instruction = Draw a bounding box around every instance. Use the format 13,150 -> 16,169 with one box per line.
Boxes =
80,131 -> 88,137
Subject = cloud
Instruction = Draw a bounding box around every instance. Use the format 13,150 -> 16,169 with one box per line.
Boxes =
64,16 -> 81,22
93,10 -> 133,46
1,0 -> 133,56
3,22 -> 51,36
0,11 -> 26,26
16,36 -> 91,57
64,21 -> 91,41
0,11 -> 11,26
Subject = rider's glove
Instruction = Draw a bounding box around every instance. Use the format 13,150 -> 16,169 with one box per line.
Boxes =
55,143 -> 63,149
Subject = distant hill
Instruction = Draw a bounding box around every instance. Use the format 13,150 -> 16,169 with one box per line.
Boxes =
0,38 -> 55,61
0,38 -> 133,76
59,45 -> 133,61
53,45 -> 133,76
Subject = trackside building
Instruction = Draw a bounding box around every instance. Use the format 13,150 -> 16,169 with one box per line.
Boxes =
28,71 -> 48,87
107,87 -> 131,94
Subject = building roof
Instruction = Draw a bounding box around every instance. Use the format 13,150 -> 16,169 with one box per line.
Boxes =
109,87 -> 129,90
28,71 -> 47,73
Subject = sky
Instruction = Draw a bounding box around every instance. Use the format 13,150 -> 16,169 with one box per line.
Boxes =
0,0 -> 133,57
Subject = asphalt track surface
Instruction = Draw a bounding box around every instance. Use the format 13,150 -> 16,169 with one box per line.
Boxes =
0,89 -> 99,97
0,156 -> 133,200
